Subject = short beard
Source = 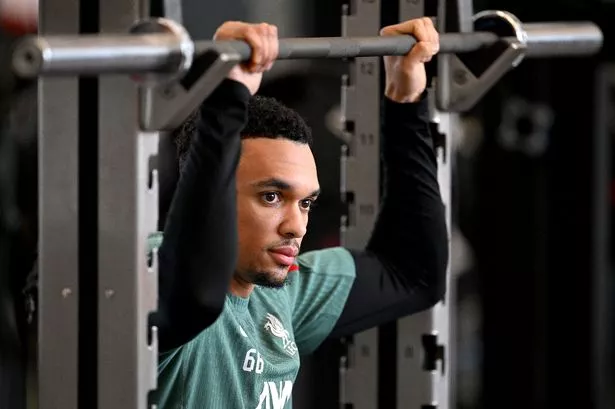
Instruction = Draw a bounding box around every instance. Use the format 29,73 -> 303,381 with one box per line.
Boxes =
249,271 -> 290,289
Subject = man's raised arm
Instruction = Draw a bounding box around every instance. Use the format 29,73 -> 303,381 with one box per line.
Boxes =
152,22 -> 279,352
331,18 -> 448,338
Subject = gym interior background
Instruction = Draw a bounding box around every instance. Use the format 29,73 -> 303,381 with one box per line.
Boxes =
0,0 -> 614,408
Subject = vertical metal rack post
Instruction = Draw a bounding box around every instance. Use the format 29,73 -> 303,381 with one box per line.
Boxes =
394,1 -> 455,407
339,0 -> 383,408
97,0 -> 159,408
38,0 -> 80,407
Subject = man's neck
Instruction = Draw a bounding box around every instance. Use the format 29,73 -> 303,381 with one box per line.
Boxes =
229,275 -> 254,298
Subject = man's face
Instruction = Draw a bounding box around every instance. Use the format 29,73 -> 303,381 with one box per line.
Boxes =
235,137 -> 320,289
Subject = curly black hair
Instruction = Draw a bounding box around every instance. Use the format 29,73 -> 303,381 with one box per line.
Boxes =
173,95 -> 312,168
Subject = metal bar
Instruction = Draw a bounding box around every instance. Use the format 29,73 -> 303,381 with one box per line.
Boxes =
12,20 -> 603,78
13,33 -> 185,77
522,22 -> 604,57
13,32 -> 497,77
38,0 -> 80,408
200,33 -> 499,59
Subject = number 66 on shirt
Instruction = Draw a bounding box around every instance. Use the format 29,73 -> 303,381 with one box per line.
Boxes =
242,348 -> 265,374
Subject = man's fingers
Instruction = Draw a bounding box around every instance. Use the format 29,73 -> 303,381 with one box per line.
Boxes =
250,23 -> 278,72
406,41 -> 435,64
259,23 -> 278,71
214,21 -> 280,72
385,17 -> 438,65
380,21 -> 411,37
380,17 -> 433,39
244,25 -> 265,71
267,24 -> 279,68
413,38 -> 439,60
409,17 -> 438,45
412,18 -> 430,43
380,17 -> 440,57
261,23 -> 276,71
379,19 -> 417,36
420,17 -> 438,44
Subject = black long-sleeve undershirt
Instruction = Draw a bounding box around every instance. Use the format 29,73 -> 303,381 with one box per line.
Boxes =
155,80 -> 448,352
329,95 -> 449,338
153,79 -> 250,352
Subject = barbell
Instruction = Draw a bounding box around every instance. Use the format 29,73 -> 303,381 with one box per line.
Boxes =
11,10 -> 603,83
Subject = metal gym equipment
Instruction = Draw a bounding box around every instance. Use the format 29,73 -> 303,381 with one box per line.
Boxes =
339,1 -> 452,408
340,1 -> 604,409
13,14 -> 603,125
14,0 -> 603,407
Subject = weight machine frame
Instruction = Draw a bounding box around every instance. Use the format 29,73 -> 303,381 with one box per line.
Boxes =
38,0 -> 80,407
338,0 -> 382,407
395,0 -> 455,403
39,1 -> 162,408
339,0 -> 454,407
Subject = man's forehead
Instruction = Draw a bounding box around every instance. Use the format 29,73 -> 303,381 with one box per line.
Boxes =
240,138 -> 314,167
238,138 -> 319,191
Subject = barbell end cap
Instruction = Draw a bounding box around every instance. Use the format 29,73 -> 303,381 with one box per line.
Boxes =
12,36 -> 47,79
129,17 -> 195,84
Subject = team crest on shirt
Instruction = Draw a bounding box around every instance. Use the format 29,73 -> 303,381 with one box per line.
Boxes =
264,313 -> 298,357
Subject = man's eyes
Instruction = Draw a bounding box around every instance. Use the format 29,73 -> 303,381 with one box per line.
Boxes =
300,199 -> 314,210
261,192 -> 281,203
260,192 -> 317,211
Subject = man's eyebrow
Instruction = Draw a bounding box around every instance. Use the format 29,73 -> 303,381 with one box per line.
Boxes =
252,178 -> 292,191
252,178 -> 320,197
308,189 -> 321,198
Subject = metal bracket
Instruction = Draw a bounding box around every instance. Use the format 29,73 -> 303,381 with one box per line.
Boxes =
126,17 -> 241,132
437,10 -> 528,112
140,46 -> 241,131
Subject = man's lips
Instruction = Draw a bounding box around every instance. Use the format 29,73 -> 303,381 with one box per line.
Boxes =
268,246 -> 298,266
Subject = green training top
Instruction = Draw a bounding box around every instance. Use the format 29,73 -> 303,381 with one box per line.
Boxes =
148,234 -> 357,409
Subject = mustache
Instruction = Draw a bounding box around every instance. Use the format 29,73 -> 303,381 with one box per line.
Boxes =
267,239 -> 300,251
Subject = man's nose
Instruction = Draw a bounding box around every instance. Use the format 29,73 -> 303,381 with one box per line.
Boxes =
279,205 -> 307,239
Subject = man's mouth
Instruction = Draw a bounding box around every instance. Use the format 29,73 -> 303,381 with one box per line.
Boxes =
268,246 -> 298,266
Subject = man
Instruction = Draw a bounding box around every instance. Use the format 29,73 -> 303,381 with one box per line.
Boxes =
151,17 -> 447,409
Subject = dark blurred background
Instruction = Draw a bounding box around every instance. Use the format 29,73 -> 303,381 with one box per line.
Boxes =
1,0 -> 614,408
